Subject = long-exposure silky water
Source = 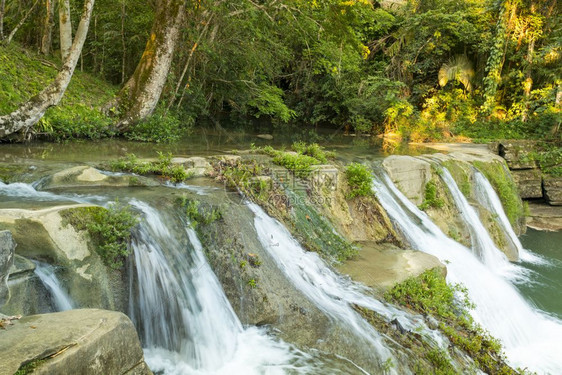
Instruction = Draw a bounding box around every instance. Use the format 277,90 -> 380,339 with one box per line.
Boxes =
128,200 -> 341,375
372,169 -> 562,373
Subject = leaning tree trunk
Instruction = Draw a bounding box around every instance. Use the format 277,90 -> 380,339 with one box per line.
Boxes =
41,0 -> 55,55
0,0 -> 5,41
59,0 -> 73,61
113,0 -> 185,130
0,0 -> 95,139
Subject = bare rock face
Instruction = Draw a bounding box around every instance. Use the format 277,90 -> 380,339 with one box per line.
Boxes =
338,242 -> 446,293
544,176 -> 562,206
382,156 -> 432,206
496,140 -> 538,170
0,309 -> 151,375
511,169 -> 543,199
0,205 -> 127,314
0,230 -> 16,307
526,202 -> 562,231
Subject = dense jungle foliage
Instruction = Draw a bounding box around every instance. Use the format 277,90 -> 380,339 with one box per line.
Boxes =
0,0 -> 560,144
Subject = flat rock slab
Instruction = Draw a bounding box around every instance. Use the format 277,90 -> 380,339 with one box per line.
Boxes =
544,176 -> 562,206
511,169 -> 543,199
0,309 -> 151,375
338,243 -> 446,293
526,202 -> 562,232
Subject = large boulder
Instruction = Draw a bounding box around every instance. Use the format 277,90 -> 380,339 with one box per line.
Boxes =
0,230 -> 16,307
0,309 -> 151,375
511,169 -> 543,199
382,155 -> 432,206
0,205 -> 127,315
544,176 -> 562,206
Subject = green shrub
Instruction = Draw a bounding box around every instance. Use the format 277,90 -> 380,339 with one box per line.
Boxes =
61,203 -> 138,269
345,163 -> 374,199
181,198 -> 222,228
125,108 -> 191,143
419,180 -> 445,210
385,269 -> 517,374
271,152 -> 320,178
291,142 -> 335,163
110,152 -> 191,183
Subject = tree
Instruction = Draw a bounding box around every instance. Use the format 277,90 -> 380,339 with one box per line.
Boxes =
3,0 -> 41,45
112,0 -> 185,130
0,0 -> 95,140
0,0 -> 5,41
41,0 -> 55,55
59,0 -> 73,60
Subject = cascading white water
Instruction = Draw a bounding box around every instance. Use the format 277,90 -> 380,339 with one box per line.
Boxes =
128,200 -> 329,375
373,170 -> 562,373
249,202 -> 454,375
472,170 -> 547,265
440,169 -> 519,276
0,181 -> 69,201
33,261 -> 74,311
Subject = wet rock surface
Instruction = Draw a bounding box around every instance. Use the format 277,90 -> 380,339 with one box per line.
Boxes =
0,309 -> 151,375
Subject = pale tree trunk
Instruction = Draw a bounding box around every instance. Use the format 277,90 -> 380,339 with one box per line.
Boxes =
41,0 -> 55,55
0,0 -> 95,139
521,2 -> 536,122
120,0 -> 126,84
113,0 -> 185,130
59,0 -> 72,61
0,0 -> 5,41
4,0 -> 41,45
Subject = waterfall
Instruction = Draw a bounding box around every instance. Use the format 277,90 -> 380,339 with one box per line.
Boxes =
440,169 -> 518,276
33,261 -> 74,311
128,200 -> 323,375
373,170 -> 562,373
249,202 -> 453,375
472,170 -> 548,265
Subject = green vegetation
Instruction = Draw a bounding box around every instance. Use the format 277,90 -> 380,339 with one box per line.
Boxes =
420,180 -> 445,211
473,161 -> 524,228
247,278 -> 258,289
291,142 -> 335,163
14,358 -> 48,375
528,144 -> 562,177
286,189 -> 358,262
251,143 -> 335,178
2,0 -> 560,145
125,108 -> 191,143
345,163 -> 374,199
181,198 -> 223,228
442,161 -> 472,197
0,45 -> 116,141
385,269 -> 517,374
110,152 -> 192,183
271,152 -> 320,178
60,203 -> 139,269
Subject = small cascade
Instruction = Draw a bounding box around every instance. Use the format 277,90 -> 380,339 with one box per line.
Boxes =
440,169 -> 515,274
0,181 -> 69,201
472,170 -> 548,265
249,202 -> 452,375
373,170 -> 562,373
128,200 -> 322,375
33,261 -> 74,311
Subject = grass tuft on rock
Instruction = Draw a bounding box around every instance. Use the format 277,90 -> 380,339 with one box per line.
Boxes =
60,203 -> 138,269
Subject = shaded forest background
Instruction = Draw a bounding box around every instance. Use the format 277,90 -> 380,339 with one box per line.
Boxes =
0,0 -> 560,144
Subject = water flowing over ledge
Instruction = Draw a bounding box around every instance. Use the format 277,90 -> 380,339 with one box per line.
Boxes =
372,168 -> 562,373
